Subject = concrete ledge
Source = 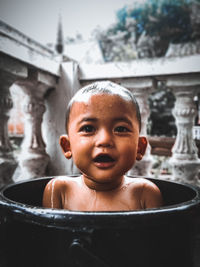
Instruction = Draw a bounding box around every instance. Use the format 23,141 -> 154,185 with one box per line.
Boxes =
79,55 -> 200,81
0,20 -> 60,77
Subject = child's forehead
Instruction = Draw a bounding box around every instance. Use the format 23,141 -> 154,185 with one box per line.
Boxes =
73,93 -> 134,108
73,92 -> 133,106
70,93 -> 137,117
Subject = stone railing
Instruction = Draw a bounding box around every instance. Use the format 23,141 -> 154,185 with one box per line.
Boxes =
1,20 -> 200,187
0,20 -> 60,187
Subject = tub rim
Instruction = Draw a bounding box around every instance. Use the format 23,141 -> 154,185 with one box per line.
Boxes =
0,176 -> 200,230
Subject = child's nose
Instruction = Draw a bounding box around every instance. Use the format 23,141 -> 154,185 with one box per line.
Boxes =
96,129 -> 114,147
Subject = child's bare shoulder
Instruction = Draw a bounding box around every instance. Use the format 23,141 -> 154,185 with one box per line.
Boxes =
44,176 -> 82,193
125,176 -> 163,208
43,176 -> 82,208
125,176 -> 157,189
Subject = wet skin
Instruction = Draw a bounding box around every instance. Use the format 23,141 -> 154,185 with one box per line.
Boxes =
43,94 -> 163,211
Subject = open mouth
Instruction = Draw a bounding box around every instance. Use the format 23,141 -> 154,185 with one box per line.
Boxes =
94,154 -> 115,163
93,154 -> 116,168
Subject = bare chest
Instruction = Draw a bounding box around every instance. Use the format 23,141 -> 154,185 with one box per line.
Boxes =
63,187 -> 143,211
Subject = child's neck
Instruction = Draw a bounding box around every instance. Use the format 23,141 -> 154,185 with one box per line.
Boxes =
82,175 -> 124,192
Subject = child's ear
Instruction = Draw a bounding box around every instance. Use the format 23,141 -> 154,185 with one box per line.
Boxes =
59,135 -> 72,159
136,136 -> 147,161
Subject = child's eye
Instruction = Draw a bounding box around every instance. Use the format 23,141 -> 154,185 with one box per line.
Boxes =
80,125 -> 95,133
114,126 -> 130,133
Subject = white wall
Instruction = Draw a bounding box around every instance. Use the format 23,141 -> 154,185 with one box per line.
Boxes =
43,61 -> 80,176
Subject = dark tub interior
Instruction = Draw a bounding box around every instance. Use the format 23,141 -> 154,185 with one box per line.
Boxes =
2,176 -> 197,209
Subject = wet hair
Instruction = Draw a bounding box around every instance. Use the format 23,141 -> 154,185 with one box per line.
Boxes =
65,81 -> 141,133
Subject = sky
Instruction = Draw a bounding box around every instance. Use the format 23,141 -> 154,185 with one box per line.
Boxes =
0,0 -> 137,45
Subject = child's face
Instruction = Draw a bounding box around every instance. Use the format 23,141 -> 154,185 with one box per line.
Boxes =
61,94 -> 145,190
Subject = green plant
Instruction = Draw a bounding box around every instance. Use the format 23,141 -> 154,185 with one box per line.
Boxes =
97,0 -> 200,61
116,0 -> 197,43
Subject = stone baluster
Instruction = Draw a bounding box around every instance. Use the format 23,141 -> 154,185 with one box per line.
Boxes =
167,75 -> 200,184
0,72 -> 17,187
121,78 -> 154,176
13,70 -> 55,181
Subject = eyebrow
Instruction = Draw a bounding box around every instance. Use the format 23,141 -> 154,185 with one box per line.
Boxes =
78,117 -> 98,124
113,117 -> 133,127
78,116 -> 133,126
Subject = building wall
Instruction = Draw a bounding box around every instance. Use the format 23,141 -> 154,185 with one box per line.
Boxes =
43,61 -> 80,176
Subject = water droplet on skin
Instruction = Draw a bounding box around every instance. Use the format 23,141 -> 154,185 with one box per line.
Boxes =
122,184 -> 128,191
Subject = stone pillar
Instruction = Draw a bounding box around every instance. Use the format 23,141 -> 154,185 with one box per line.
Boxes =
0,73 -> 17,187
121,78 -> 154,176
13,70 -> 55,181
167,75 -> 200,184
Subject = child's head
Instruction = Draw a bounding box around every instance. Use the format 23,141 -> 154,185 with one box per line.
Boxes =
65,81 -> 141,134
60,81 -> 147,190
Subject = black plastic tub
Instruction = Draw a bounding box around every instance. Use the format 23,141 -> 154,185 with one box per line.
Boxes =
0,176 -> 200,267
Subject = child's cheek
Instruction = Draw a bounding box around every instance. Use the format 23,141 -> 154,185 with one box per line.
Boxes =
79,138 -> 90,145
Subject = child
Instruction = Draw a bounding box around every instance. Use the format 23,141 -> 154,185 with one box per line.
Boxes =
43,81 -> 162,211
